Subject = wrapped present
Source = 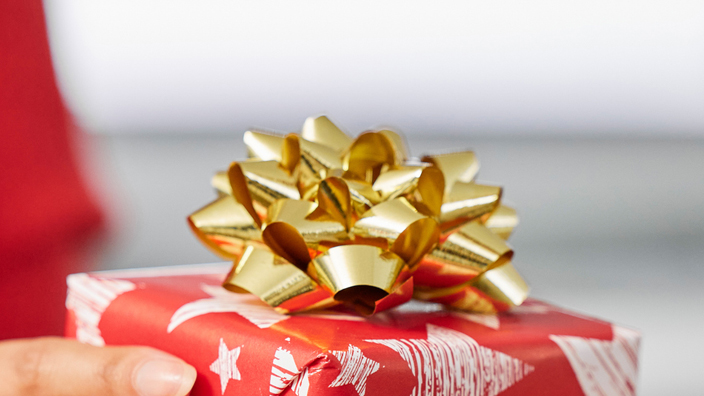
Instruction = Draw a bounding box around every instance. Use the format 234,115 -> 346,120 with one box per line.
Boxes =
188,115 -> 528,316
65,264 -> 641,396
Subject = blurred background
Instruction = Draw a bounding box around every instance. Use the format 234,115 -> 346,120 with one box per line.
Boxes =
44,1 -> 703,395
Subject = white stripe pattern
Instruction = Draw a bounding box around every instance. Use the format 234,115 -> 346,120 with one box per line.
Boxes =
549,325 -> 641,396
329,345 -> 380,396
65,273 -> 136,346
366,324 -> 534,396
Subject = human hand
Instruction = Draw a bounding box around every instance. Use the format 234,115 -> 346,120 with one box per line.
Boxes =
0,337 -> 196,396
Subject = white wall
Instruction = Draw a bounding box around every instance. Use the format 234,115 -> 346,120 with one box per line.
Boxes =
45,1 -> 704,136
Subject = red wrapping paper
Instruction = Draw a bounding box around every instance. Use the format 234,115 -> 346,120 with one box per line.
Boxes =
65,263 -> 641,396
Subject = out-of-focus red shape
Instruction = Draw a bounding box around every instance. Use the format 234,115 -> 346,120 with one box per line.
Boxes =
0,0 -> 104,339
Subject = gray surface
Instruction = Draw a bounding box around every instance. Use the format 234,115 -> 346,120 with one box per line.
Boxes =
84,134 -> 704,395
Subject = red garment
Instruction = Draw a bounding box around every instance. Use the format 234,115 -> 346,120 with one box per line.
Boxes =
0,0 -> 103,338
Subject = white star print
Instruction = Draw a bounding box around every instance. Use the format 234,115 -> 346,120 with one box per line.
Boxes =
209,338 -> 242,395
549,325 -> 640,396
167,284 -> 290,332
329,344 -> 380,396
65,274 -> 136,346
366,324 -> 534,396
269,347 -> 310,396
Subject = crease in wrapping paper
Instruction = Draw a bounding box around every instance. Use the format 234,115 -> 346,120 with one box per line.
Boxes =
189,115 -> 529,315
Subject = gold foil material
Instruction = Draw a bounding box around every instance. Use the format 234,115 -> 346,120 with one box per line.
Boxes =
189,115 -> 529,315
344,132 -> 397,183
422,151 -> 480,193
484,205 -> 518,240
439,182 -> 502,231
413,223 -> 526,311
414,260 -> 528,313
351,198 -> 440,267
378,129 -> 409,164
313,177 -> 353,230
228,160 -> 300,225
264,198 -> 348,251
372,165 -> 445,217
309,245 -> 408,315
471,261 -> 529,306
415,222 -> 513,286
292,136 -> 345,199
280,134 -> 300,174
301,115 -> 352,153
243,130 -> 286,162
211,171 -> 232,196
341,178 -> 381,216
224,245 -> 334,313
188,196 -> 262,260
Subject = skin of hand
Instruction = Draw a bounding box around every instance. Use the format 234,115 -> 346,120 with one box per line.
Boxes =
0,337 -> 196,396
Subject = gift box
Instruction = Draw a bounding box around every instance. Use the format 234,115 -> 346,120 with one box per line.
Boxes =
65,263 -> 641,396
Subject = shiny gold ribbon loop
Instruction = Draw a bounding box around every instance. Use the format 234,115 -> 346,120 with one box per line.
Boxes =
351,198 -> 440,268
261,220 -> 311,271
308,245 -> 409,315
310,177 -> 353,231
266,199 -> 349,244
471,261 -> 529,306
243,130 -> 287,162
344,132 -> 397,183
414,222 -> 513,288
341,178 -> 381,216
262,199 -> 348,268
228,161 -> 300,225
372,165 -> 445,217
188,196 -> 262,260
378,129 -> 410,164
223,245 -> 335,313
280,134 -> 300,174
484,205 -> 519,240
439,182 -> 502,232
301,115 -> 353,154
294,137 -> 345,199
422,151 -> 480,194
413,261 -> 528,314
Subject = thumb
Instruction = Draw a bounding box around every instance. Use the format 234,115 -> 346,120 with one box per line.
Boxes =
0,337 -> 196,396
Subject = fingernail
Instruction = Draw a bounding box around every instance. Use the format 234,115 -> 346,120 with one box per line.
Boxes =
133,358 -> 197,396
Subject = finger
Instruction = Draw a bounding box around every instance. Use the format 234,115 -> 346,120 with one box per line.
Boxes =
0,337 -> 196,396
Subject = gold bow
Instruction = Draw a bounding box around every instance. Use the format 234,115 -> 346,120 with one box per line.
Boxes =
188,116 -> 528,315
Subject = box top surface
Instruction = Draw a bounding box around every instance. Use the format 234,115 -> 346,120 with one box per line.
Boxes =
65,263 -> 640,396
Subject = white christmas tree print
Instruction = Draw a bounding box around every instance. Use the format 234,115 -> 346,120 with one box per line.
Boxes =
269,347 -> 309,396
210,338 -> 242,395
366,324 -> 534,396
328,345 -> 380,396
65,273 -> 137,346
168,284 -> 290,332
549,325 -> 640,396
